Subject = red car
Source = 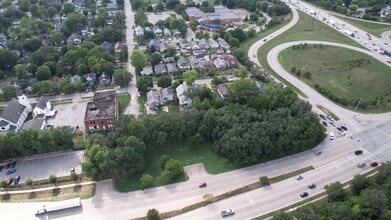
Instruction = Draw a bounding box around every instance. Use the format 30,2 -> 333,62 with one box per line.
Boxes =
370,162 -> 379,167
6,177 -> 13,185
199,182 -> 207,187
4,163 -> 10,169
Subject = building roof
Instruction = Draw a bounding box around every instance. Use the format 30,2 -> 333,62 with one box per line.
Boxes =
147,90 -> 160,108
154,64 -> 167,74
85,91 -> 117,120
161,88 -> 173,97
0,98 -> 26,124
217,84 -> 228,99
22,118 -> 44,131
36,97 -> 49,110
166,63 -> 178,73
16,87 -> 24,97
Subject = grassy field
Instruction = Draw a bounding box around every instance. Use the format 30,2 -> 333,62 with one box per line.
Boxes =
115,143 -> 242,192
258,11 -> 366,96
0,184 -> 95,202
117,94 -> 131,115
279,45 -> 391,111
333,15 -> 391,38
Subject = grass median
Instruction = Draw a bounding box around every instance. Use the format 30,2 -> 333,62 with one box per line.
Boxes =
332,15 -> 391,38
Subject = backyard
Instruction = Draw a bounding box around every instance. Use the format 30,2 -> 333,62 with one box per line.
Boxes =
279,45 -> 391,111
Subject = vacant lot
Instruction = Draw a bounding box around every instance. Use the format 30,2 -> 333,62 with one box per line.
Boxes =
333,15 -> 391,38
279,45 -> 391,111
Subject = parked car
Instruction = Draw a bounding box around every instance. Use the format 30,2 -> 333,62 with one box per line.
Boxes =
355,150 -> 363,155
337,127 -> 343,132
4,163 -> 10,169
10,161 -> 16,168
340,126 -> 348,131
322,121 -> 327,127
300,192 -> 309,198
221,208 -> 235,217
6,177 -> 13,185
319,114 -> 326,120
14,176 -> 20,185
6,168 -> 15,175
315,150 -> 322,155
329,132 -> 334,140
0,165 -> 3,172
296,175 -> 303,180
327,115 -> 334,121
199,182 -> 207,187
370,162 -> 378,167
357,161 -> 365,167
308,183 -> 316,189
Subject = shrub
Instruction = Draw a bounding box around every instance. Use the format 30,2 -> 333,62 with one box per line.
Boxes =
70,172 -> 78,181
140,174 -> 154,189
159,155 -> 170,169
48,175 -> 57,184
147,208 -> 159,220
259,176 -> 270,186
25,178 -> 33,186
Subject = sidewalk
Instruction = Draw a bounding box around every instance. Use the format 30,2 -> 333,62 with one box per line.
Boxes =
0,181 -> 96,195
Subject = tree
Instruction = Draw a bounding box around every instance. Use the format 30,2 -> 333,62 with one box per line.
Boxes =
113,69 -> 132,88
325,181 -> 347,202
164,159 -> 183,178
36,65 -> 51,81
259,176 -> 270,186
25,178 -> 33,187
0,180 -> 8,188
137,76 -> 153,93
48,175 -> 57,184
130,49 -> 148,71
350,174 -> 370,195
146,208 -> 159,220
157,75 -> 172,88
226,0 -> 235,9
159,155 -> 171,169
247,29 -> 256,38
228,79 -> 258,104
360,188 -> 389,218
0,49 -> 18,71
229,37 -> 240,48
165,0 -> 180,9
62,3 -> 75,14
70,172 -> 78,181
150,53 -> 162,66
140,174 -> 154,189
326,202 -> 355,220
273,211 -> 294,220
189,20 -> 198,31
1,86 -> 16,100
182,70 -> 197,85
174,4 -> 186,14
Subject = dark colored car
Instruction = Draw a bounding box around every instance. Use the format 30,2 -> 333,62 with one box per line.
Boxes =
10,161 -> 16,168
319,114 -> 326,120
199,182 -> 207,187
6,168 -> 15,175
337,127 -> 343,132
13,176 -> 21,185
322,121 -> 327,127
340,126 -> 348,131
6,177 -> 13,185
355,150 -> 363,155
308,183 -> 316,189
0,165 -> 3,172
300,192 -> 309,198
315,150 -> 322,155
370,162 -> 379,167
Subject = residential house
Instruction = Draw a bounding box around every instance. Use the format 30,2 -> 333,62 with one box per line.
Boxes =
176,84 -> 190,106
32,96 -> 56,118
180,39 -> 190,49
163,28 -> 171,36
149,39 -> 158,48
217,49 -> 225,54
193,49 -> 206,58
163,57 -> 175,63
114,42 -> 123,53
87,12 -> 94,20
147,90 -> 160,110
214,58 -> 227,69
22,118 -> 46,131
161,88 -> 174,103
70,75 -> 81,85
177,56 -> 191,71
141,66 -> 153,76
99,72 -> 111,85
107,19 -> 114,25
166,63 -> 178,74
189,57 -> 203,69
84,73 -> 96,85
172,29 -> 181,36
0,88 -> 32,134
208,39 -> 219,48
135,26 -> 144,37
217,84 -> 228,99
67,33 -> 81,45
154,64 -> 167,75
217,38 -> 230,49
138,42 -> 147,52
222,54 -> 238,68
198,39 -> 210,49
158,42 -> 168,52
189,41 -> 200,50
52,14 -> 61,23
202,60 -> 215,69
106,2 -> 118,11
102,41 -> 113,53
256,80 -> 264,90
84,91 -> 118,132
154,26 -> 163,37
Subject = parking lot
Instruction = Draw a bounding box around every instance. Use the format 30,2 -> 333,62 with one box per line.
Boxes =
146,12 -> 175,24
48,98 -> 88,132
0,151 -> 84,184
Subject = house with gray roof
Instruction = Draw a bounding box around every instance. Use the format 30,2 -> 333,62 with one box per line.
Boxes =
189,41 -> 200,50
141,66 -> 153,76
33,97 -> 56,119
67,33 -> 81,45
158,42 -> 168,52
217,84 -> 228,99
138,42 -> 147,52
154,26 -> 163,37
176,84 -> 191,106
172,29 -> 182,36
135,26 -> 144,37
99,72 -> 111,85
102,41 -> 113,53
107,2 -> 118,11
218,38 -> 230,49
163,28 -> 171,36
0,88 -> 32,134
189,57 -> 202,69
154,64 -> 167,75
161,88 -> 174,103
214,58 -> 227,69
177,56 -> 191,71
147,90 -> 160,110
208,39 -> 219,48
199,39 -> 210,49
166,63 -> 178,74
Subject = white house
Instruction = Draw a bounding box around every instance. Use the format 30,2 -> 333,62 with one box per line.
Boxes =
135,26 -> 144,37
176,84 -> 190,106
0,88 -> 32,134
33,96 -> 56,119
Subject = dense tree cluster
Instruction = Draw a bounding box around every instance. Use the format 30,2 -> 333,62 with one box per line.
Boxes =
274,163 -> 391,219
221,0 -> 291,16
0,127 -> 74,161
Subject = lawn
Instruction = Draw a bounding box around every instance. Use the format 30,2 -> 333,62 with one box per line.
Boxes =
115,143 -> 242,192
279,45 -> 391,111
258,11 -> 365,95
333,15 -> 391,38
117,94 -> 131,115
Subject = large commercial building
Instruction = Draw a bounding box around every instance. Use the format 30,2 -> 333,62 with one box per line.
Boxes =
186,6 -> 242,26
84,91 -> 118,132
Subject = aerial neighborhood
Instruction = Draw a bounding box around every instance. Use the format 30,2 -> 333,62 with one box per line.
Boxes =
0,0 -> 391,219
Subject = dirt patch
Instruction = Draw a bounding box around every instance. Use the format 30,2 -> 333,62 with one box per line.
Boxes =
183,163 -> 210,179
0,184 -> 95,202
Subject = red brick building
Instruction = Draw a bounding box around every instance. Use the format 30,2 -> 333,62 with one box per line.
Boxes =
84,91 -> 118,132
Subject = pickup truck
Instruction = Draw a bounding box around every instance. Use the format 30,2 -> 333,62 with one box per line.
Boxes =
221,208 -> 235,217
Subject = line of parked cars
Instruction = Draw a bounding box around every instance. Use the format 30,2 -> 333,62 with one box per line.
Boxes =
1,161 -> 20,186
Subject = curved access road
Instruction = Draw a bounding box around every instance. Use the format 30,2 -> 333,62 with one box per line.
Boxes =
382,30 -> 391,43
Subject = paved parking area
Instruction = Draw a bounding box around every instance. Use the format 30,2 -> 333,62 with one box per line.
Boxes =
48,99 -> 88,132
146,12 -> 174,24
232,9 -> 251,19
0,151 -> 84,184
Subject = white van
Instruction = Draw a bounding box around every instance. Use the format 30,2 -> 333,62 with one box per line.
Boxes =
329,132 -> 334,140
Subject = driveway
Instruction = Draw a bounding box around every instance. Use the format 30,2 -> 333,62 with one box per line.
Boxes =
0,151 -> 83,183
